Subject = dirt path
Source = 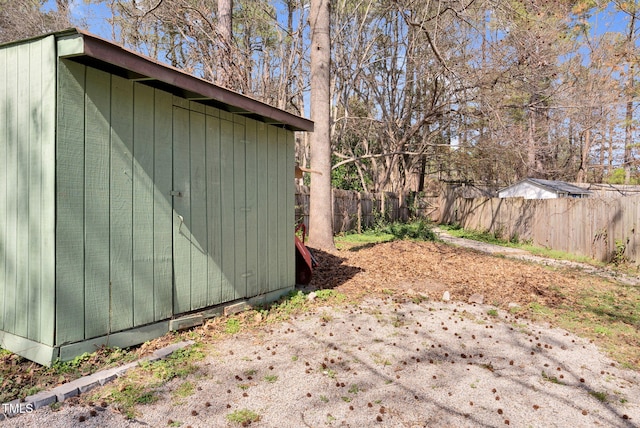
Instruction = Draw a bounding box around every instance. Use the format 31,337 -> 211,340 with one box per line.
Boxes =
434,228 -> 640,287
5,298 -> 638,428
3,237 -> 639,427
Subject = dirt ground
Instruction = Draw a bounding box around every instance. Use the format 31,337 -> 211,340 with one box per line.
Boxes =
3,238 -> 640,427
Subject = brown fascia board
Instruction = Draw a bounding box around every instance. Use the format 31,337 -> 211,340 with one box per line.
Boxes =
69,29 -> 313,132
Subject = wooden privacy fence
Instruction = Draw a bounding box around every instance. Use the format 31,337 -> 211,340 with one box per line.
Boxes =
438,195 -> 640,264
295,185 -> 440,234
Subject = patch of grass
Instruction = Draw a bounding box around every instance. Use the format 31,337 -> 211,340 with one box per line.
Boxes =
335,220 -> 437,250
23,385 -> 42,396
487,309 -> 499,317
348,384 -> 360,394
372,353 -> 392,366
341,396 -> 352,402
320,314 -> 333,322
440,224 -> 606,266
541,371 -> 564,385
173,381 -> 194,398
315,289 -> 346,303
323,368 -> 337,378
89,344 -> 204,418
508,305 -> 523,314
143,344 -> 205,382
525,285 -> 640,368
388,220 -> 438,241
589,391 -> 608,402
51,352 -> 93,374
411,294 -> 429,304
335,231 -> 395,249
529,302 -> 553,316
104,381 -> 159,419
594,326 -> 612,336
265,290 -> 347,321
320,395 -> 329,403
263,374 -> 278,383
226,409 -> 261,425
392,316 -> 406,328
440,224 -> 510,246
225,318 -> 242,334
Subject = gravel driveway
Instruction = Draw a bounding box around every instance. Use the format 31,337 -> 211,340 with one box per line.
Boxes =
4,297 -> 638,427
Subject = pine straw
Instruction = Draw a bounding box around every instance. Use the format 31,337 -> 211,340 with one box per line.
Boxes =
311,240 -> 612,309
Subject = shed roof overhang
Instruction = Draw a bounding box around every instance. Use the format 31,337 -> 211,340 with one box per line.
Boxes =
54,29 -> 313,132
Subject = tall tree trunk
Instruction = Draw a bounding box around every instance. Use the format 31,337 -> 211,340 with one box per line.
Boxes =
624,65 -> 634,184
624,8 -> 637,184
576,129 -> 591,183
217,0 -> 233,88
308,0 -> 335,250
527,112 -> 536,176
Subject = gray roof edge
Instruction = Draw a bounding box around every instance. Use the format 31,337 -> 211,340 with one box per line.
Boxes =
499,178 -> 592,195
526,178 -> 592,194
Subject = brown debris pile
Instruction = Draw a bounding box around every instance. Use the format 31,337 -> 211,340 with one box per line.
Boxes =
310,240 -> 592,308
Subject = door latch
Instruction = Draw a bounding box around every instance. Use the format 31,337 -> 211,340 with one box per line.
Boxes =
170,190 -> 183,197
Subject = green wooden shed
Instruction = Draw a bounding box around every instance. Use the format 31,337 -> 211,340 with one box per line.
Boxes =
0,29 -> 313,365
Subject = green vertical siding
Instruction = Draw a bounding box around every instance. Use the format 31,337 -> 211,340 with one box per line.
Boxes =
15,42 -> 30,339
3,34 -> 297,363
27,42 -> 42,342
56,59 -> 86,345
41,39 -> 57,347
286,131 -> 296,285
109,75 -> 135,333
169,109 -> 294,310
83,66 -> 111,339
245,119 -> 259,296
277,128 -> 289,287
54,63 -> 294,348
132,83 -> 155,326
189,109 -> 209,310
0,45 -> 6,334
219,116 -> 236,302
2,41 -> 18,336
266,126 -> 281,291
172,106 -> 192,314
153,90 -> 174,321
255,122 -> 269,295
205,111 -> 223,306
233,117 -> 247,299
56,61 -> 175,343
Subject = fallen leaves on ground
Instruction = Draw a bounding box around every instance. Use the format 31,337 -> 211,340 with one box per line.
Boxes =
309,240 -> 606,309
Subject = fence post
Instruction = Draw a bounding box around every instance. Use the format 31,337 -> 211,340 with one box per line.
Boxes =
331,187 -> 335,234
357,192 -> 362,233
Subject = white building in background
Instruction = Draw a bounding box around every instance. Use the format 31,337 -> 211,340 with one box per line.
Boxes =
498,178 -> 592,199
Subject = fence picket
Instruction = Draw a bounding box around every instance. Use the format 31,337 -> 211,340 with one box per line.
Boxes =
295,184 -> 639,264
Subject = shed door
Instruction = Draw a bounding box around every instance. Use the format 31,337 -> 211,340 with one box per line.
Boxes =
172,106 -> 232,314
